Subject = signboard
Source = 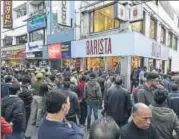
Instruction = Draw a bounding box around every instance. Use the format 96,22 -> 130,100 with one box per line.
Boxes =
61,42 -> 71,59
57,1 -> 71,26
3,0 -> 13,29
86,37 -> 112,56
1,49 -> 25,59
48,44 -> 61,59
152,42 -> 161,58
114,3 -> 127,21
130,5 -> 143,21
27,15 -> 46,32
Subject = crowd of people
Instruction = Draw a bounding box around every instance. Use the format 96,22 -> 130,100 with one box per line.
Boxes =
1,65 -> 179,139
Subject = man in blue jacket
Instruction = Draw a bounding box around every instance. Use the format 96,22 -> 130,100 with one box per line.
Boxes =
38,89 -> 84,139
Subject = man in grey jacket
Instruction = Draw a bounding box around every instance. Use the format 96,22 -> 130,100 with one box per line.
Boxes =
149,88 -> 179,139
138,72 -> 159,105
84,73 -> 102,130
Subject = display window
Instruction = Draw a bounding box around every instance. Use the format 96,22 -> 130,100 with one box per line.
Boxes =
132,56 -> 141,69
131,21 -> 143,33
87,57 -> 104,70
90,5 -> 120,33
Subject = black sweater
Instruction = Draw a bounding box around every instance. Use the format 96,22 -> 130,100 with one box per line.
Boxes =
1,96 -> 26,132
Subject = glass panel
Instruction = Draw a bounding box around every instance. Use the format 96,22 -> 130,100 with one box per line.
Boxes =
131,21 -> 143,33
30,29 -> 44,42
90,12 -> 94,33
167,33 -> 172,48
160,27 -> 165,44
173,36 -> 177,51
92,5 -> 120,33
150,19 -> 156,39
16,35 -> 27,44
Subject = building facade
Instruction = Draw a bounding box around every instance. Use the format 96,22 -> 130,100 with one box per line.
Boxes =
1,1 -> 27,66
70,1 -> 179,89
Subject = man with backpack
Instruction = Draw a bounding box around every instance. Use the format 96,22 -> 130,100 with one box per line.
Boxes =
84,73 -> 102,130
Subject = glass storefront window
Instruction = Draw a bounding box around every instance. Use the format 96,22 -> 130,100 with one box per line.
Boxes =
150,18 -> 157,40
172,36 -> 177,51
167,32 -> 172,48
131,21 -> 143,33
29,29 -> 45,42
90,5 -> 120,33
160,27 -> 166,44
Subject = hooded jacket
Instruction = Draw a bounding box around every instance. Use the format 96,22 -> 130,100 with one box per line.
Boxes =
149,104 -> 179,139
84,79 -> 102,104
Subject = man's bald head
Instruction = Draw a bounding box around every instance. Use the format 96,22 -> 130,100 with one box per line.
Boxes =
132,103 -> 152,130
89,116 -> 120,139
132,103 -> 151,117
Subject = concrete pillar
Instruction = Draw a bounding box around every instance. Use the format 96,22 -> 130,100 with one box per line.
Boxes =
144,11 -> 151,38
120,56 -> 131,91
165,30 -> 169,47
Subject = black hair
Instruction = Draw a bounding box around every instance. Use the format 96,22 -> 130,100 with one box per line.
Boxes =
22,76 -> 31,85
46,89 -> 68,113
39,83 -> 48,97
146,72 -> 159,81
5,76 -> 12,83
90,73 -> 96,78
9,83 -> 20,95
63,77 -> 71,89
80,76 -> 86,82
170,83 -> 178,92
153,88 -> 168,105
50,74 -> 56,82
115,76 -> 122,85
89,116 -> 120,139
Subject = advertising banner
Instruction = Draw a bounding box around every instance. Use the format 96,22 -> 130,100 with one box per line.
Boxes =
3,0 -> 13,29
27,15 -> 46,32
61,42 -> 71,59
48,44 -> 61,59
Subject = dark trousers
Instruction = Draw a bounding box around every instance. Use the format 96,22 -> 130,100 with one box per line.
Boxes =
79,100 -> 87,125
131,80 -> 138,93
87,102 -> 99,129
66,115 -> 77,124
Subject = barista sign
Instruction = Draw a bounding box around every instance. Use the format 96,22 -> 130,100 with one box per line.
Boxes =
86,37 -> 112,56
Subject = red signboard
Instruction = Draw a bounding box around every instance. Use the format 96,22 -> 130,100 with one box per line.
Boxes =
3,0 -> 13,29
48,44 -> 62,59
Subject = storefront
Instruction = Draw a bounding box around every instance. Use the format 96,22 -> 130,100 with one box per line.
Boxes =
1,44 -> 25,66
47,41 -> 72,70
71,32 -> 169,89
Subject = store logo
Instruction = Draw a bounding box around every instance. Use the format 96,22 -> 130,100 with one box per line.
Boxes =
86,37 -> 112,55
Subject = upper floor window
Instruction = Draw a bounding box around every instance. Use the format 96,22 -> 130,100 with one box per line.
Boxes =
167,32 -> 172,48
150,17 -> 157,40
29,29 -> 45,43
16,35 -> 27,44
14,4 -> 27,19
90,5 -> 120,33
160,26 -> 166,44
3,36 -> 13,46
172,36 -> 177,51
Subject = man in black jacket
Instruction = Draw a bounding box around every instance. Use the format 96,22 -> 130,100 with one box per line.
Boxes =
120,103 -> 159,139
168,83 -> 179,118
104,76 -> 132,127
2,83 -> 26,139
63,77 -> 80,123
